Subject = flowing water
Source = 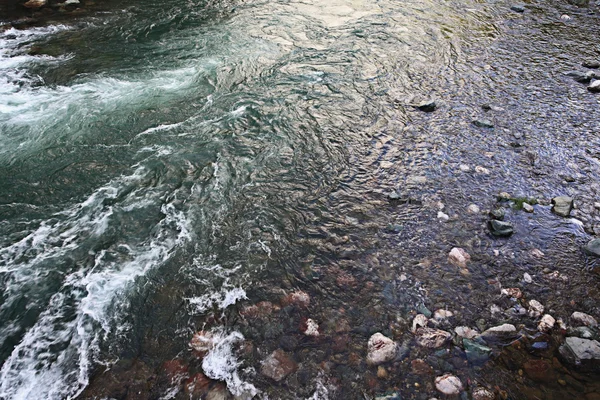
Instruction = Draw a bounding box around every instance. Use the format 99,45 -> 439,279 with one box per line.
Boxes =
1,0 -> 600,399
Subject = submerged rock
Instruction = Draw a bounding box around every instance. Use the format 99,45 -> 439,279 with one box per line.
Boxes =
448,247 -> 470,268
571,311 -> 598,327
510,4 -> 525,12
415,327 -> 451,348
488,220 -> 514,237
551,196 -> 573,217
481,324 -> 518,342
281,290 -> 310,308
302,318 -> 319,336
565,70 -> 596,83
463,338 -> 492,364
412,314 -> 429,333
584,238 -> 600,257
489,208 -> 505,220
538,314 -> 556,332
435,374 -> 463,395
528,300 -> 544,318
501,288 -> 522,299
559,337 -> 600,366
473,387 -> 496,400
190,331 -> 218,358
366,333 -> 398,365
261,349 -> 298,381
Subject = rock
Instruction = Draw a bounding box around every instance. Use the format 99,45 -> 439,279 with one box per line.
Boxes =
473,119 -> 494,128
281,290 -> 310,308
530,248 -> 544,258
583,60 -> 600,69
475,165 -> 490,174
433,309 -> 454,321
376,365 -> 388,379
415,327 -> 451,348
571,326 -> 598,340
528,300 -> 544,318
260,349 -> 298,381
473,387 -> 496,400
416,100 -> 436,112
366,333 -> 397,365
584,239 -> 600,256
23,0 -> 47,8
589,80 -> 600,93
565,70 -> 597,83
488,220 -> 514,237
522,202 -> 534,213
523,273 -> 533,284
551,196 -> 573,217
481,324 -> 518,342
510,4 -> 525,12
162,359 -> 189,384
501,288 -> 522,299
190,331 -> 218,358
468,204 -> 480,214
455,326 -> 479,339
463,339 -> 492,364
303,318 -> 319,336
560,14 -> 571,21
184,373 -> 212,398
240,301 -> 279,319
437,211 -> 449,221
459,164 -> 471,172
572,312 -> 598,327
489,208 -> 505,220
448,248 -> 470,269
412,314 -> 429,333
435,374 -> 463,395
538,314 -> 556,332
559,337 -> 600,366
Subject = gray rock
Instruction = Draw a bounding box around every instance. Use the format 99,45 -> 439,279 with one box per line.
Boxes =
565,70 -> 597,83
559,337 -> 600,366
473,119 -> 494,128
589,80 -> 600,93
583,60 -> 600,69
416,100 -> 436,112
463,339 -> 492,364
510,4 -> 525,12
551,196 -> 573,217
488,220 -> 514,237
481,324 -> 518,342
585,238 -> 600,257
522,202 -> 534,213
489,208 -> 505,220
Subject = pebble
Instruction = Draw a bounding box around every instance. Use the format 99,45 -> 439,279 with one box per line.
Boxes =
412,314 -> 429,333
303,319 -> 319,336
538,314 -> 556,332
488,220 -> 514,237
454,326 -> 479,339
530,248 -> 544,258
551,196 -> 573,217
473,119 -> 494,128
523,273 -> 533,283
416,100 -> 436,112
510,4 -> 525,12
377,366 -> 388,379
434,374 -> 463,395
522,202 -> 534,213
472,387 -> 496,400
475,165 -> 491,174
260,349 -> 298,381
560,14 -> 571,21
415,327 -> 452,348
481,324 -> 518,341
459,164 -> 471,172
467,204 -> 480,214
437,211 -> 449,221
571,311 -> 598,327
589,80 -> 600,93
448,247 -> 470,269
528,300 -> 544,318
366,333 -> 398,365
501,287 -> 522,299
433,309 -> 454,321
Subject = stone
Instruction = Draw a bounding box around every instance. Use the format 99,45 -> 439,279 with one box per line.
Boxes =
433,309 -> 454,321
416,100 -> 436,112
522,202 -> 534,213
367,333 -> 397,365
459,164 -> 471,172
448,248 -> 470,268
572,312 -> 598,327
281,290 -> 310,308
501,288 -> 522,299
510,4 -> 525,12
475,165 -> 490,174
538,314 -> 556,332
23,0 -> 47,8
412,314 -> 429,333
435,374 -> 463,395
488,220 -> 514,237
489,208 -> 505,220
551,196 -> 573,217
377,365 -> 388,379
481,324 -> 518,342
583,60 -> 600,69
589,80 -> 600,93
455,326 -> 479,339
473,387 -> 496,400
303,319 -> 319,336
585,239 -> 600,257
260,349 -> 298,381
463,338 -> 492,364
473,119 -> 494,128
523,273 -> 533,284
468,204 -> 480,214
437,211 -> 449,221
559,337 -> 600,365
560,14 -> 571,21
415,327 -> 451,348
565,70 -> 597,83
530,248 -> 544,258
528,300 -> 544,318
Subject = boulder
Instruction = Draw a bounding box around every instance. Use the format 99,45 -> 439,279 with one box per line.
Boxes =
260,349 -> 298,381
366,333 -> 398,365
551,196 -> 573,217
415,327 -> 451,348
434,374 -> 463,395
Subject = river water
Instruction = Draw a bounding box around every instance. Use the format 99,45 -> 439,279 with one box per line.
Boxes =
1,0 -> 600,399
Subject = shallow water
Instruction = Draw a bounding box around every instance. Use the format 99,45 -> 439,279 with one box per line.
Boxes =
1,0 -> 600,399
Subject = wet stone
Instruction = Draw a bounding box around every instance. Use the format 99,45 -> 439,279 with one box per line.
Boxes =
528,299 -> 544,318
366,333 -> 398,365
551,196 -> 573,217
435,374 -> 463,395
415,327 -> 451,348
538,314 -> 556,332
510,4 -> 525,12
489,208 -> 505,220
455,326 -> 478,339
261,349 -> 298,381
583,60 -> 600,69
481,324 -> 518,342
473,119 -> 494,128
522,202 -> 534,213
488,220 -> 514,237
565,70 -> 596,83
571,311 -> 598,327
412,314 -> 429,333
463,338 -> 492,364
472,387 -> 496,400
585,238 -> 600,257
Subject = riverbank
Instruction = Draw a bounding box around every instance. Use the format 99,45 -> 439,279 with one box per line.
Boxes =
1,0 -> 599,399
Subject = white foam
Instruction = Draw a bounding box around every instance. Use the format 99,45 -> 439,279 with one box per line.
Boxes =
201,329 -> 258,399
187,286 -> 247,314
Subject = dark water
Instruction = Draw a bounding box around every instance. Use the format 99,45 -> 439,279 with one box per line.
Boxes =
1,0 -> 600,399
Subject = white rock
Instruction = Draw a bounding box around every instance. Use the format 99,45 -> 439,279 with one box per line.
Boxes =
538,314 -> 556,332
571,312 -> 598,327
412,314 -> 429,333
303,319 -> 319,336
560,14 -> 571,20
459,164 -> 471,172
454,326 -> 479,339
490,304 -> 503,315
530,249 -> 544,258
528,300 -> 544,318
435,374 -> 463,395
523,273 -> 533,284
482,324 -> 517,341
366,333 -> 397,365
522,202 -> 534,213
415,327 -> 452,348
448,247 -> 470,268
467,204 -> 480,214
437,211 -> 449,221
472,387 -> 496,400
475,166 -> 490,174
433,309 -> 454,321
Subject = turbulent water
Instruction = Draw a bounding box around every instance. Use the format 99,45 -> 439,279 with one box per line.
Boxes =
1,0 -> 600,399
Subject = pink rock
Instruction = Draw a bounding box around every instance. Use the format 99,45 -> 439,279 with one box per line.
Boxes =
448,248 -> 470,268
366,333 -> 397,365
281,291 -> 310,308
